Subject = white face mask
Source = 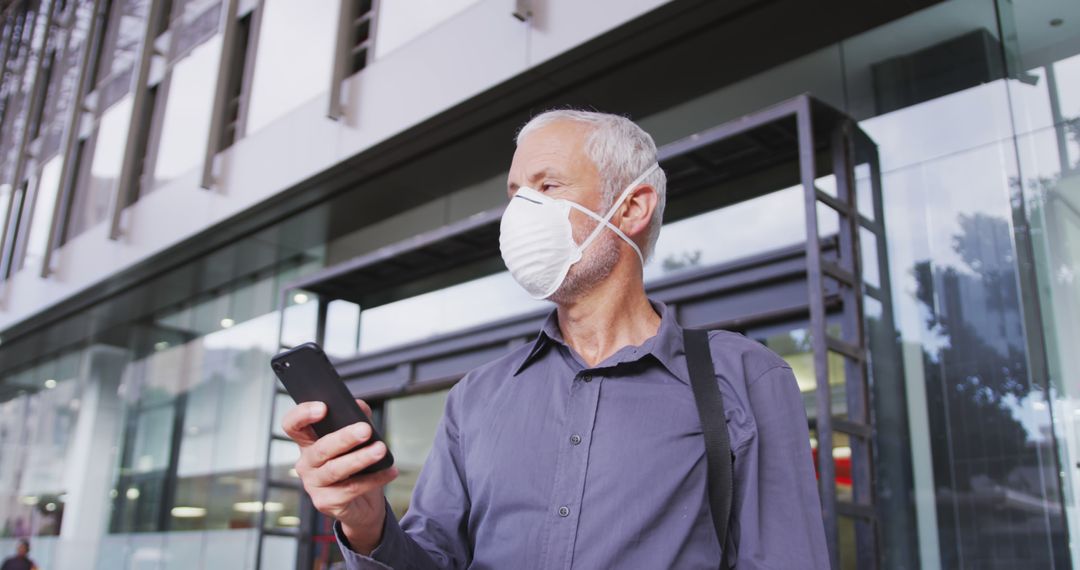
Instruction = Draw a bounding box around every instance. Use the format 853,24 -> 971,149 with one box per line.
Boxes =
499,163 -> 659,300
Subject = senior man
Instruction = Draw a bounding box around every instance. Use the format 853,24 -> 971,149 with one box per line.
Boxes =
283,110 -> 830,569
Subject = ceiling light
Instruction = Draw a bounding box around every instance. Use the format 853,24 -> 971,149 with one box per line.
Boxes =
171,506 -> 207,518
44,379 -> 56,389
293,293 -> 309,304
233,501 -> 283,513
154,341 -> 170,351
126,488 -> 140,500
277,515 -> 300,526
220,317 -> 235,328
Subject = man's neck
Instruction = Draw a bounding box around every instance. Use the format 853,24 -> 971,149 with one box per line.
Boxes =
555,273 -> 660,368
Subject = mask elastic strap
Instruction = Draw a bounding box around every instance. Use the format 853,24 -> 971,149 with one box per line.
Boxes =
573,163 -> 659,264
569,203 -> 644,265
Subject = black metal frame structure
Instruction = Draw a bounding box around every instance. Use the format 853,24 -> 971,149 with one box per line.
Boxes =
258,94 -> 896,570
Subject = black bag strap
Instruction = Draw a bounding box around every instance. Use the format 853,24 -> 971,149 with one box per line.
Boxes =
684,328 -> 734,568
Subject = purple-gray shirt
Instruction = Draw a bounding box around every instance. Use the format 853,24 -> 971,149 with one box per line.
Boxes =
336,300 -> 829,569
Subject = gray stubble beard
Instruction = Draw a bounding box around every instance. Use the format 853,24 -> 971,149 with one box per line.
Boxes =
548,218 -> 622,306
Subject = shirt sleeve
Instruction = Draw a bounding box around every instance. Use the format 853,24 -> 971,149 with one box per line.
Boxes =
336,383 -> 472,569
732,365 -> 831,569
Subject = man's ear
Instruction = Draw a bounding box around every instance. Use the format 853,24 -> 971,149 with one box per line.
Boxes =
618,183 -> 658,242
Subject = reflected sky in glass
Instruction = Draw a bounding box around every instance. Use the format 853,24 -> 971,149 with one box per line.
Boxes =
245,0 -> 336,136
152,35 -> 222,190
358,271 -> 540,354
69,95 -> 133,239
22,156 -> 62,272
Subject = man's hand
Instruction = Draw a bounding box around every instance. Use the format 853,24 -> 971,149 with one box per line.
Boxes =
282,399 -> 399,555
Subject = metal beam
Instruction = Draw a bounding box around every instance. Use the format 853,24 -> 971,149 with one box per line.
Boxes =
108,0 -> 170,239
200,0 -> 239,189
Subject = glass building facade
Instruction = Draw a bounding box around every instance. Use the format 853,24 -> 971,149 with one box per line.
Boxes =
0,0 -> 1077,568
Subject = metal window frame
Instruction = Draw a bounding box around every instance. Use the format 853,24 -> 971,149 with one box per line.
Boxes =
328,0 -> 378,121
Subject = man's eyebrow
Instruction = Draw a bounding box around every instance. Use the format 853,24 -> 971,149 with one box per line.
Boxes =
531,167 -> 564,181
507,168 -> 564,193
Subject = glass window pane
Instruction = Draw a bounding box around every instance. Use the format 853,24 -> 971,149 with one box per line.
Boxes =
38,2 -> 95,161
643,186 -> 809,282
358,272 -> 538,354
67,95 -> 133,241
281,297 -> 318,349
201,529 -> 256,569
22,156 -> 62,272
96,0 -> 151,84
0,183 -> 12,250
129,405 -> 175,474
172,1 -> 222,60
161,531 -> 204,569
260,535 -> 297,570
0,93 -> 28,181
756,326 -> 846,421
324,299 -> 359,359
208,471 -> 259,529
245,0 -> 336,135
262,486 -> 300,531
152,35 -> 222,191
269,439 -> 299,482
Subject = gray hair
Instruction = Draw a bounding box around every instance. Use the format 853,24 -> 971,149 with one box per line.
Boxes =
516,110 -> 667,261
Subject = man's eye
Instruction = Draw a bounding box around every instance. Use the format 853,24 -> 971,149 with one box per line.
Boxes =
541,183 -> 557,191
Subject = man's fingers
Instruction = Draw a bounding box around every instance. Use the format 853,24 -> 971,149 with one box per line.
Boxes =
281,402 -> 326,446
355,399 -> 373,419
305,421 -> 373,469
310,466 -> 399,515
308,441 -> 390,486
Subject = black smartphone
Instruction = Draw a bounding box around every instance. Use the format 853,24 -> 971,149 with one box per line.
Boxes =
271,342 -> 394,475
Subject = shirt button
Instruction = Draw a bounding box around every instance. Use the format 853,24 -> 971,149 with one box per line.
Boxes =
580,374 -> 592,383
569,434 -> 582,446
558,506 -> 570,517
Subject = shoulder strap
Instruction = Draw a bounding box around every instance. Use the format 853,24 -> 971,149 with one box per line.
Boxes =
684,328 -> 734,568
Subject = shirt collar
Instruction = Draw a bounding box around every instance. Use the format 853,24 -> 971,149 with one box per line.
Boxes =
511,299 -> 692,385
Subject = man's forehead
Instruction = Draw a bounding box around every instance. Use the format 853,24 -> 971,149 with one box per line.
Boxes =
510,123 -> 592,180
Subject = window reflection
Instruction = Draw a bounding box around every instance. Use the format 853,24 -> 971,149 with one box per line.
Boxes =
108,279 -> 281,534
95,0 -> 150,85
151,35 -> 222,191
756,325 -> 846,421
67,95 -> 133,241
37,1 -> 95,162
21,156 -> 62,272
0,350 -> 84,539
245,0 -> 336,136
358,272 -> 539,354
644,186 -> 838,282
